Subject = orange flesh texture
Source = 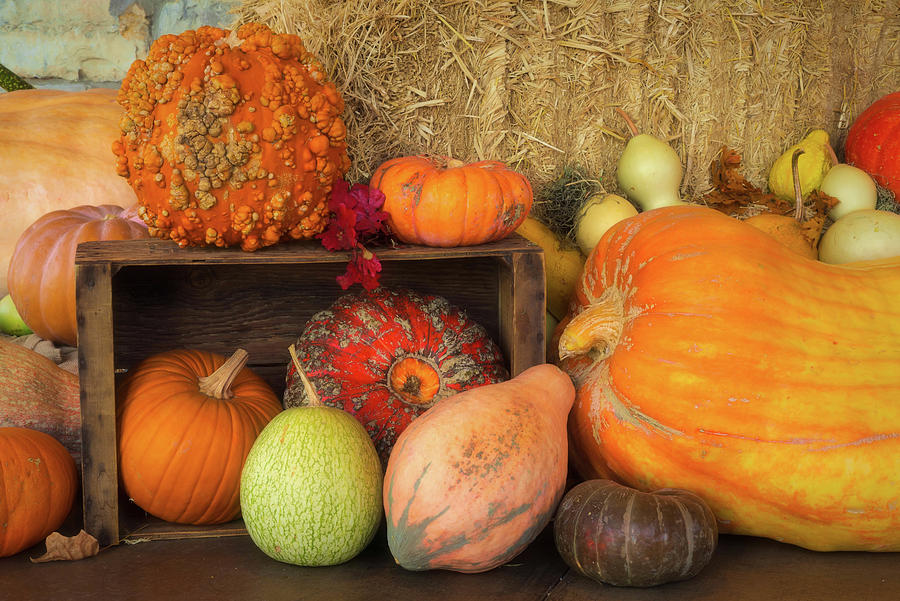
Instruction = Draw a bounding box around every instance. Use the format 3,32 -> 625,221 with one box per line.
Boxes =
566,205 -> 900,551
116,350 -> 281,525
372,156 -> 533,247
114,24 -> 349,251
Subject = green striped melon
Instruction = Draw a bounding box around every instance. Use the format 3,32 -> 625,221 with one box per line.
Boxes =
239,406 -> 383,566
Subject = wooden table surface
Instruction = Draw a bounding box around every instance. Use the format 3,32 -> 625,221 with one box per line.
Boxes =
2,512 -> 897,601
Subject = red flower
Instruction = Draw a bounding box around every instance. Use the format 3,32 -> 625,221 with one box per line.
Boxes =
319,203 -> 357,251
336,247 -> 382,290
321,179 -> 390,289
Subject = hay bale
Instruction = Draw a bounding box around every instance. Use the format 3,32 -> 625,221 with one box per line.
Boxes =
232,0 -> 899,212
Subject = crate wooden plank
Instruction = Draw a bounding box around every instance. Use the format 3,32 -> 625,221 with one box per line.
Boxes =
498,251 -> 546,376
76,235 -> 545,547
74,262 -> 120,549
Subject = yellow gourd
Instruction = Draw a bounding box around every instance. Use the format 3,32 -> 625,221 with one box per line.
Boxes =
767,129 -> 832,201
515,217 -> 586,321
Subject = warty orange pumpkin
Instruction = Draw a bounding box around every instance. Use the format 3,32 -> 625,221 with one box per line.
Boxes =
116,348 -> 282,525
370,155 -> 533,247
113,23 -> 351,251
558,204 -> 900,552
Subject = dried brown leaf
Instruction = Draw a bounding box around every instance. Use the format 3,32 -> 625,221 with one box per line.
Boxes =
30,530 -> 99,563
704,146 -> 790,217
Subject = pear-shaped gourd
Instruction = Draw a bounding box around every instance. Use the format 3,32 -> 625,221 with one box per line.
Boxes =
768,129 -> 833,201
575,193 -> 639,256
615,109 -> 685,211
384,364 -> 575,573
820,164 -> 878,221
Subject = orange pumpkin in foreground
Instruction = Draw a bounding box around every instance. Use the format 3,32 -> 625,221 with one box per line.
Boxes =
370,155 -> 533,247
116,349 -> 282,525
0,427 -> 78,558
384,364 -> 574,573
559,205 -> 900,552
7,204 -> 149,346
113,23 -> 350,251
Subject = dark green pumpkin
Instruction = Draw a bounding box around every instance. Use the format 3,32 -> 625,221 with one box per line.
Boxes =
553,479 -> 718,587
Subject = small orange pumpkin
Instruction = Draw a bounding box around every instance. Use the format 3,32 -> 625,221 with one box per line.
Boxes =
116,349 -> 282,525
370,155 -> 533,247
113,23 -> 351,251
0,427 -> 78,558
7,204 -> 149,346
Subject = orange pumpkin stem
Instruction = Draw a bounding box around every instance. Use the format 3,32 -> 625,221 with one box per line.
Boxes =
197,349 -> 249,400
791,148 -> 805,222
614,107 -> 640,138
558,289 -> 625,362
446,158 -> 465,169
288,343 -> 322,407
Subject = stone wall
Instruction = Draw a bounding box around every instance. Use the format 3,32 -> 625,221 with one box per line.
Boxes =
0,0 -> 238,91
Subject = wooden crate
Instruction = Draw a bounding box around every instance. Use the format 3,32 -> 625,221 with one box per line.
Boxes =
75,235 -> 545,547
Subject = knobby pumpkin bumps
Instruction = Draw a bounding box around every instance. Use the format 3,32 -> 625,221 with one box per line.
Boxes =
113,23 -> 351,251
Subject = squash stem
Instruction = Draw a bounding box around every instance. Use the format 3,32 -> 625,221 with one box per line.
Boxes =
824,142 -> 839,167
791,148 -> 805,222
614,107 -> 640,138
288,344 -> 322,407
558,289 -> 625,362
197,349 -> 248,399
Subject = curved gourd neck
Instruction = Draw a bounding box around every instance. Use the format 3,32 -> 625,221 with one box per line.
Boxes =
558,288 -> 625,362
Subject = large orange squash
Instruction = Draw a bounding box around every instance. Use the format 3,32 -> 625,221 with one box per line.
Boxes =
0,88 -> 137,297
370,155 -> 533,247
0,427 -> 78,558
384,364 -> 574,573
7,204 -> 149,346
113,23 -> 350,251
559,205 -> 900,552
116,349 -> 282,525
